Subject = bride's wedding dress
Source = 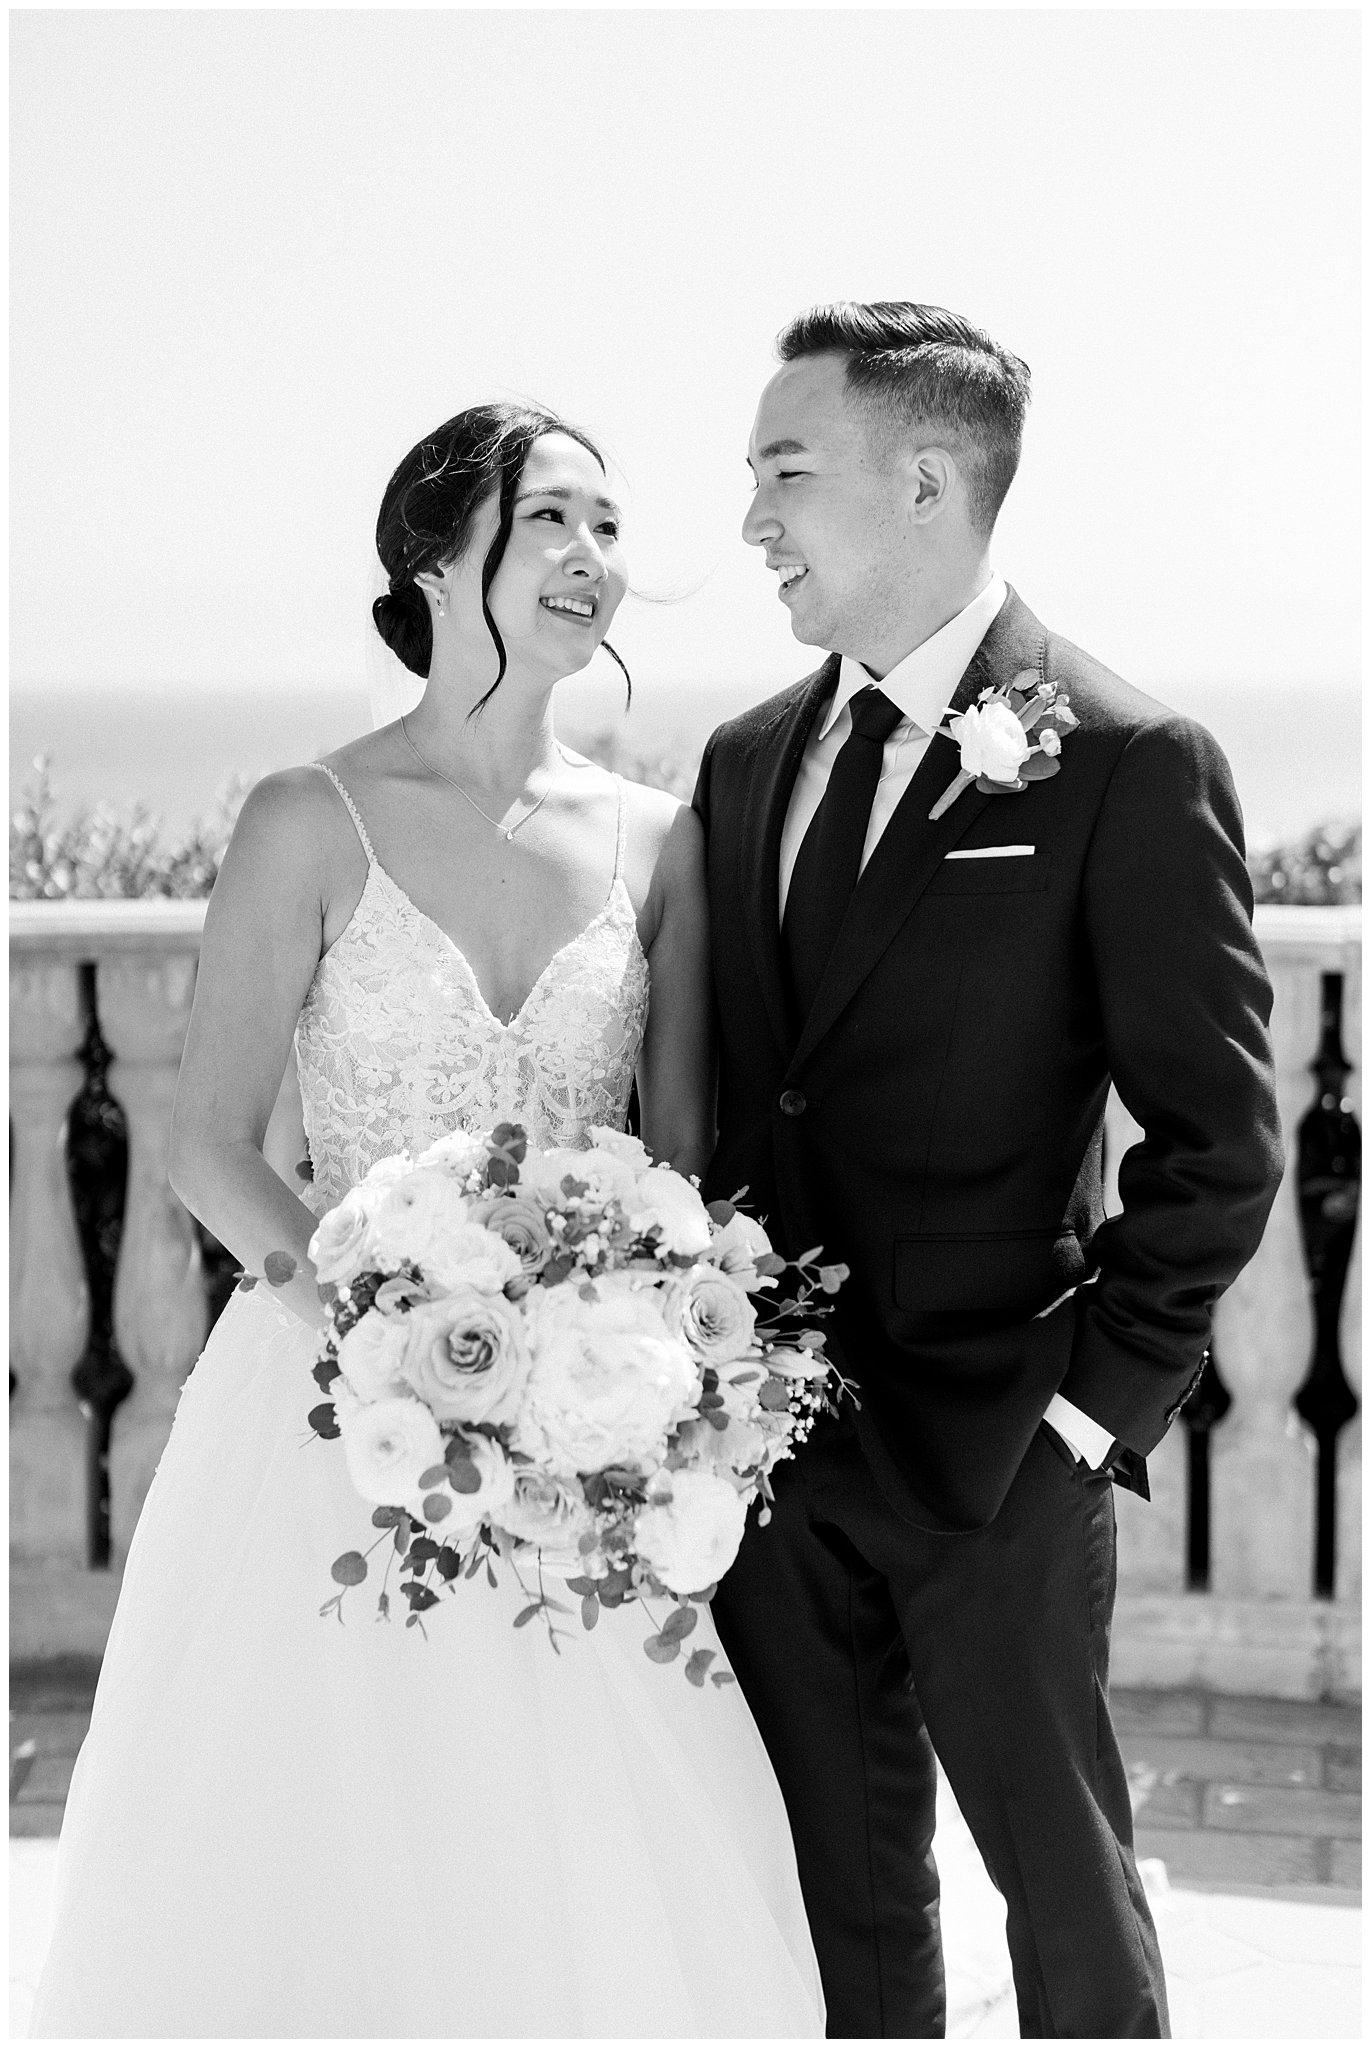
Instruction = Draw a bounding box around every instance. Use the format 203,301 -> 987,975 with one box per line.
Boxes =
30,769 -> 824,2040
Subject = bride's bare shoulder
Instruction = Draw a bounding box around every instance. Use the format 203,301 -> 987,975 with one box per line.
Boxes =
216,762 -> 361,892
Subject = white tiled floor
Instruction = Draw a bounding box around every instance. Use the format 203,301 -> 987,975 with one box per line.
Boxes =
11,1810 -> 1361,2041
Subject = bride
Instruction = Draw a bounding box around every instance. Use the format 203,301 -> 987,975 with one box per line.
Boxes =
30,403 -> 824,2039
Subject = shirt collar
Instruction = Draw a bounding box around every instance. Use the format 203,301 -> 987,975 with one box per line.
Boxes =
821,574 -> 1008,741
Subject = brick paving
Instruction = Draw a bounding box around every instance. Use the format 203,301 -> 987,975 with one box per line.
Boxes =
1115,1686 -> 1362,1892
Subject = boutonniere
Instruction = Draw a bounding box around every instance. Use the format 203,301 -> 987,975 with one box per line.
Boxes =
929,670 -> 1079,822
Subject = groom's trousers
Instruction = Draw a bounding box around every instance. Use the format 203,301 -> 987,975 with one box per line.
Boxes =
711,1406 -> 1169,2039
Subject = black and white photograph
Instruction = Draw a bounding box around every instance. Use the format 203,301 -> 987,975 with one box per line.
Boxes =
9,4 -> 1361,2038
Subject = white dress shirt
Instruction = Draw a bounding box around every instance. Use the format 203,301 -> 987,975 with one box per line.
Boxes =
778,574 -> 1115,1472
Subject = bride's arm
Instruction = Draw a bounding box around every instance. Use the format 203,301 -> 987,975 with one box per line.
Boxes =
169,769 -> 353,1332
634,797 -> 715,1180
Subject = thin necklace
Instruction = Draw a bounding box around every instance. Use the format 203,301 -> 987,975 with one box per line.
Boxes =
399,715 -> 555,843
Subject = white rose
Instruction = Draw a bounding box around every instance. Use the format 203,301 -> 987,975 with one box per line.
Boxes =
706,1210 -> 776,1289
950,699 -> 1030,784
515,1275 -> 700,1475
470,1193 -> 555,1277
416,1128 -> 487,1180
494,1470 -> 598,1571
335,1308 -> 410,1403
308,1189 -> 377,1286
630,1167 -> 714,1257
339,1395 -> 445,1507
634,1471 -> 749,1595
664,1266 -> 758,1365
419,1430 -> 516,1538
401,1288 -> 530,1426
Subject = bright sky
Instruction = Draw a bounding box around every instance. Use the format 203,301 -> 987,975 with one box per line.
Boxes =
10,5 -> 1361,729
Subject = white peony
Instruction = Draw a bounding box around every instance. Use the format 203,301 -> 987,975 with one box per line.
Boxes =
368,1169 -> 476,1275
515,1275 -> 700,1475
416,1128 -> 488,1181
634,1471 -> 749,1595
338,1395 -> 445,1507
672,1413 -> 769,1482
950,699 -> 1031,784
401,1288 -> 530,1426
335,1309 -> 410,1403
419,1430 -> 516,1537
664,1266 -> 758,1365
630,1167 -> 714,1257
519,1143 -> 643,1207
584,1125 -> 654,1171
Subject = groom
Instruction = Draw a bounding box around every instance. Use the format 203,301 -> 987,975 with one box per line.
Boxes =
696,302 -> 1283,2038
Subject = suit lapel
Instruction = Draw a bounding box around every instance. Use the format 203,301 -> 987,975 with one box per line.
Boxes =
787,590 -> 1047,1076
741,658 -> 838,1060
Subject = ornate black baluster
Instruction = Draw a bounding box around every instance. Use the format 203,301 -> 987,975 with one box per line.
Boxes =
1181,1350 -> 1232,1591
1293,972 -> 1361,1597
65,964 -> 133,1568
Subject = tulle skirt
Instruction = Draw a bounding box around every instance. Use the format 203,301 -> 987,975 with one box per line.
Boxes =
29,1288 -> 824,2038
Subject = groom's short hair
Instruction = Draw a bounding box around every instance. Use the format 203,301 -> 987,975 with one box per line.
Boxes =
777,302 -> 1031,534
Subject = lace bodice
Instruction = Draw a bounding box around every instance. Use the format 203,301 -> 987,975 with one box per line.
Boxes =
295,766 -> 651,1210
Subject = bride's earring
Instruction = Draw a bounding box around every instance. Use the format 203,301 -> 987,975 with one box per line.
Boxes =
436,592 -> 447,618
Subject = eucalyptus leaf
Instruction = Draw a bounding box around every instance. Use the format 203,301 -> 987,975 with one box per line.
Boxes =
436,1546 -> 462,1581
235,1272 -> 259,1294
312,1360 -> 341,1392
513,1604 -> 541,1628
294,1156 -> 314,1182
331,1551 -> 367,1586
1018,753 -> 1061,783
446,1459 -> 481,1496
371,1504 -> 405,1528
407,1537 -> 440,1564
758,1378 -> 791,1412
308,1402 -> 340,1439
685,1647 -> 716,1687
710,1670 -> 737,1687
644,1634 -> 681,1664
706,1199 -> 736,1226
660,1605 -> 698,1643
581,1594 -> 600,1631
264,1251 -> 297,1288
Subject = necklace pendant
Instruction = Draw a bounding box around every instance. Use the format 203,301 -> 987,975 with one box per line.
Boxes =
505,828 -> 515,842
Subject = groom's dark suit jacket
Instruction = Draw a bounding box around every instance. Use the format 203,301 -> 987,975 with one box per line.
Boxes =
696,587 -> 1284,1533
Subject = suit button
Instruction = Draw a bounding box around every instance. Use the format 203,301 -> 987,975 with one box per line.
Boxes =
779,1089 -> 807,1117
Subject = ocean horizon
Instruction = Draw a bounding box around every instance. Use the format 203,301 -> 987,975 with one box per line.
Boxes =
11,675 -> 1361,850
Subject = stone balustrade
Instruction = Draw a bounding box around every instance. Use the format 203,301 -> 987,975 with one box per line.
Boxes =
9,900 -> 1363,1700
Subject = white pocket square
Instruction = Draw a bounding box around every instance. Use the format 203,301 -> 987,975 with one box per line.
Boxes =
944,845 -> 1036,860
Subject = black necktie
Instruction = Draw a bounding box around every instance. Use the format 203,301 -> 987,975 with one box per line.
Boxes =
782,685 -> 904,1021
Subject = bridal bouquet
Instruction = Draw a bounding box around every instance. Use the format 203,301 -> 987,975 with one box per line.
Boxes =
265,1123 -> 846,1684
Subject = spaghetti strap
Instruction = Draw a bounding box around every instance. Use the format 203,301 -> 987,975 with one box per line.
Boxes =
612,774 -> 628,882
313,763 -> 376,865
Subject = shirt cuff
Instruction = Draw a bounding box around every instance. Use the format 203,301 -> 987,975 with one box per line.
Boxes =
1042,1393 -> 1115,1469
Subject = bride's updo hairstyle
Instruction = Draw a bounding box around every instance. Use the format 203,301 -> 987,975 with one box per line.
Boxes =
372,402 -> 630,711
